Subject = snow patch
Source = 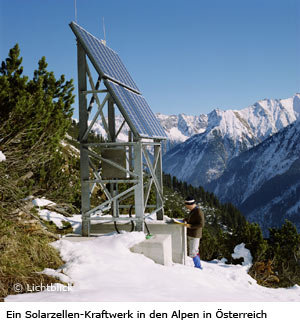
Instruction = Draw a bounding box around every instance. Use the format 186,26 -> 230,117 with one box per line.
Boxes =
32,198 -> 82,233
39,268 -> 74,284
32,197 -> 55,208
38,209 -> 68,229
286,199 -> 300,216
232,243 -> 253,266
168,127 -> 189,142
0,151 -> 6,162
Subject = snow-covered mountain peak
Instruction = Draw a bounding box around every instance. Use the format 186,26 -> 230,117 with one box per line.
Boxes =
205,96 -> 297,142
208,109 -> 251,139
163,93 -> 300,186
157,112 -> 208,144
207,109 -> 222,126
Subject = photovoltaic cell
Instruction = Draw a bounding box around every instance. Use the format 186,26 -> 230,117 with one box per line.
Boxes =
105,80 -> 167,139
70,21 -> 140,94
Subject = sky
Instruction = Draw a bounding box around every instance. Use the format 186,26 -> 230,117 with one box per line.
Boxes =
0,0 -> 299,119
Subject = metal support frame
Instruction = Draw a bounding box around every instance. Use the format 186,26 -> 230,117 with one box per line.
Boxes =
77,43 -> 90,236
133,141 -> 144,231
76,43 -> 165,236
154,139 -> 164,220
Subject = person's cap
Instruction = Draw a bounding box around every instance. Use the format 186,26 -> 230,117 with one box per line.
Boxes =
185,196 -> 195,205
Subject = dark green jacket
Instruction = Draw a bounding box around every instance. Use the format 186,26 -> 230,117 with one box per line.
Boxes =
185,206 -> 205,238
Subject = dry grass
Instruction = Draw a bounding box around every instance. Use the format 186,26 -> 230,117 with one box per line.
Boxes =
0,217 -> 65,300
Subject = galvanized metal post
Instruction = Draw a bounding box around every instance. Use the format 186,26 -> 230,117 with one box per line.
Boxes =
134,140 -> 144,231
128,131 -> 133,172
108,97 -> 119,216
154,140 -> 164,220
111,186 -> 117,218
108,97 -> 115,142
77,43 -> 90,236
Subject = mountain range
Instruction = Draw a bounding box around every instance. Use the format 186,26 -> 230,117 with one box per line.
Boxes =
206,117 -> 300,233
88,93 -> 300,231
162,94 -> 300,186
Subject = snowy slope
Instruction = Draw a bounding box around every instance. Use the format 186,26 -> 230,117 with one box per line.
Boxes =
163,94 -> 300,186
4,201 -> 300,302
5,232 -> 300,302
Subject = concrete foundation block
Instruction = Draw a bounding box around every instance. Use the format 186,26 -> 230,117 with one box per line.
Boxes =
62,235 -> 98,242
146,222 -> 187,265
130,234 -> 172,266
90,220 -> 187,265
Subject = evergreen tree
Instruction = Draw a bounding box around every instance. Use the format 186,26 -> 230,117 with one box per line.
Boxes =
0,50 -> 74,151
0,44 -> 76,208
266,220 -> 300,286
0,44 -> 28,124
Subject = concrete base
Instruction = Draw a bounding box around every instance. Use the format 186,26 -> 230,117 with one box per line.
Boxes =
146,222 -> 187,265
130,234 -> 172,266
62,235 -> 100,242
90,220 -> 187,264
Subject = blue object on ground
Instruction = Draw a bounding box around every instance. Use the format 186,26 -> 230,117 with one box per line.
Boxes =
193,255 -> 203,269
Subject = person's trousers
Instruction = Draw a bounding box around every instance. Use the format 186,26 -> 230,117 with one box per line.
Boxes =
187,236 -> 200,258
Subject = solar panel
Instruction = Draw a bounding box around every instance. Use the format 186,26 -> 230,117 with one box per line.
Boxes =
70,21 -> 140,94
70,21 -> 167,139
105,80 -> 167,139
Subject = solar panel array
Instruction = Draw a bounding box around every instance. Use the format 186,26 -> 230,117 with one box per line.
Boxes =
70,21 -> 167,139
105,80 -> 167,139
70,21 -> 140,94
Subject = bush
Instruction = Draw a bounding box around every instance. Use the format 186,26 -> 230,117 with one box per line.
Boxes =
0,219 -> 65,300
266,220 -> 300,287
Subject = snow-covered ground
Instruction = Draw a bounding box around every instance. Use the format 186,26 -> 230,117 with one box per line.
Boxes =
5,198 -> 300,302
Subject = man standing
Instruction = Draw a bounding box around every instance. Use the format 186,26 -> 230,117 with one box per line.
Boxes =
183,196 -> 205,269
